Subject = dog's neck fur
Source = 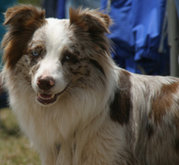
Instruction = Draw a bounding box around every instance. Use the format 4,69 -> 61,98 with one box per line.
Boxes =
3,62 -> 123,165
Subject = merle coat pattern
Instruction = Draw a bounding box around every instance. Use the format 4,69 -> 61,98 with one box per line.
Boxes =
1,5 -> 179,165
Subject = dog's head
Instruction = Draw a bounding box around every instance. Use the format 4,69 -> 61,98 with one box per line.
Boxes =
2,5 -> 112,106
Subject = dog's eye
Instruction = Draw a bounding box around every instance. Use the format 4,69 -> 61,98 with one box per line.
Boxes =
61,52 -> 78,64
64,54 -> 71,60
32,49 -> 39,56
61,54 -> 71,64
30,47 -> 44,57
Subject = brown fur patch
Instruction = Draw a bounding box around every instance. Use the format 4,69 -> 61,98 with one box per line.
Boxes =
2,5 -> 45,69
110,70 -> 132,125
69,8 -> 111,33
151,82 -> 179,123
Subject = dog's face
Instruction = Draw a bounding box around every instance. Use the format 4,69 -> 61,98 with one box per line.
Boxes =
2,5 -> 112,106
28,18 -> 77,105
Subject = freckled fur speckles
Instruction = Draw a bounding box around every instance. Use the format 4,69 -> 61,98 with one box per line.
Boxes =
63,58 -> 105,90
60,45 -> 106,89
14,55 -> 32,84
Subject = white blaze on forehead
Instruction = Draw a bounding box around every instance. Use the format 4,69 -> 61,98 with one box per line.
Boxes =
45,18 -> 71,56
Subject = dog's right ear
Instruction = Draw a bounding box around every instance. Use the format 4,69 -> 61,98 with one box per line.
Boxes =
4,5 -> 45,28
2,5 -> 45,69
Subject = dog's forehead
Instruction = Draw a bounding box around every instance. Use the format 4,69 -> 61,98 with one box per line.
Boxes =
31,18 -> 72,50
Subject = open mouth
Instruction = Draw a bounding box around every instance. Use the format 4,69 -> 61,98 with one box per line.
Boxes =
36,85 -> 69,105
37,93 -> 58,105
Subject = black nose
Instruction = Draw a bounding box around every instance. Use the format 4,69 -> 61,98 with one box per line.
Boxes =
37,76 -> 55,90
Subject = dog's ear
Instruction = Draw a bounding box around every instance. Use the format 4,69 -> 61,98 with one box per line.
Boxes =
4,5 -> 45,28
69,8 -> 111,34
2,5 -> 45,69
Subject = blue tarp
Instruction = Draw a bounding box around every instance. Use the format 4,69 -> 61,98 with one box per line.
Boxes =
56,0 -> 100,18
56,0 -> 66,19
101,0 -> 169,75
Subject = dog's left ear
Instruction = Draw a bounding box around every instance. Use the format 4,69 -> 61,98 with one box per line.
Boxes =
69,8 -> 111,34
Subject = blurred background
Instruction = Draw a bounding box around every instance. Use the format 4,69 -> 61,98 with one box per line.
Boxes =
0,0 -> 179,164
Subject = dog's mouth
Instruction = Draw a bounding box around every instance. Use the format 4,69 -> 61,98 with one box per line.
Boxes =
37,93 -> 58,105
36,85 -> 69,105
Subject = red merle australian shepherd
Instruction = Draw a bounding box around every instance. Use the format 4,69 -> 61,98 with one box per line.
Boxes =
1,5 -> 179,165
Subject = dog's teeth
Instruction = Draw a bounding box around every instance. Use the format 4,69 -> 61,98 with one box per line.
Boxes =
50,95 -> 55,99
37,93 -> 55,100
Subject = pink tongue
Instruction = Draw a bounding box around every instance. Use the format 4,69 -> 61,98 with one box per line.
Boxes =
40,93 -> 53,98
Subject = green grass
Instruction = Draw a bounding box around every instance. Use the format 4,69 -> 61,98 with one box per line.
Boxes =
0,108 -> 40,165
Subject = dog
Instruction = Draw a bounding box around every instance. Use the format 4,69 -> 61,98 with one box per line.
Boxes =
1,5 -> 179,165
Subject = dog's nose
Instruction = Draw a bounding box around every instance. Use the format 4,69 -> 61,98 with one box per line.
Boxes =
37,76 -> 55,90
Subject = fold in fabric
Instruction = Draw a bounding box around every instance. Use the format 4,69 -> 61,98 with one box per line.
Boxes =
101,0 -> 169,75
